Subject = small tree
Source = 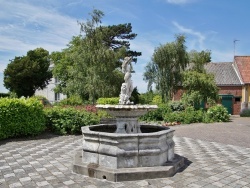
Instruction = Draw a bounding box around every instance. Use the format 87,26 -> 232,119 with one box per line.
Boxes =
4,48 -> 52,97
181,71 -> 219,108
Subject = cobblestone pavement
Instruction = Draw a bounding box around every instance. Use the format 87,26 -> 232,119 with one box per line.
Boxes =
0,117 -> 250,187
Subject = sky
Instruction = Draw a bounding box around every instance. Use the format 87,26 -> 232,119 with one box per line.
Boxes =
1,0 -> 250,94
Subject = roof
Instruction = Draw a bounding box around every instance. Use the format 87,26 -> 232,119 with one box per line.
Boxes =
204,62 -> 242,86
234,56 -> 250,83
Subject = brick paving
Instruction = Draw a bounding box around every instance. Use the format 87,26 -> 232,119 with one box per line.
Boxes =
0,117 -> 250,187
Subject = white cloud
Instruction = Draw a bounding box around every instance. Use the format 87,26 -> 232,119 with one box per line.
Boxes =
172,21 -> 206,50
0,1 -> 80,72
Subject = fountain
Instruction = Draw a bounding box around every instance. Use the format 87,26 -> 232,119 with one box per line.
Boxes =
73,57 -> 184,181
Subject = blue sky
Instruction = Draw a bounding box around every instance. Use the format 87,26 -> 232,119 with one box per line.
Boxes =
1,0 -> 250,93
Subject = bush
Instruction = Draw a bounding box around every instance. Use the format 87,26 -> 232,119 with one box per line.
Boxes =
55,95 -> 83,106
205,104 -> 230,123
151,95 -> 163,105
97,97 -> 119,104
44,107 -> 100,135
0,98 -> 45,140
168,101 -> 185,112
140,104 -> 171,122
32,95 -> 52,106
240,108 -> 250,117
164,106 -> 204,124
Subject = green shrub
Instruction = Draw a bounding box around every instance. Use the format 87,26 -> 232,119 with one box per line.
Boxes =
164,106 -> 204,124
205,104 -> 230,123
44,107 -> 100,135
97,97 -> 119,104
240,108 -> 250,117
140,104 -> 171,122
32,95 -> 51,106
164,111 -> 185,123
168,101 -> 185,112
151,95 -> 163,105
55,95 -> 83,106
183,107 -> 204,124
0,98 -> 45,140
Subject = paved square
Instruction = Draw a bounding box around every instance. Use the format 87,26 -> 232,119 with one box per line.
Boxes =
0,117 -> 250,187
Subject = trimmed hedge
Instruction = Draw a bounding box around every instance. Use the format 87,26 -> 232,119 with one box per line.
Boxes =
97,97 -> 119,104
44,107 -> 100,135
0,98 -> 46,140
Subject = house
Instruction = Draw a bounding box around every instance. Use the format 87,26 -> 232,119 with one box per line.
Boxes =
174,56 -> 250,115
234,56 -> 250,110
204,62 -> 242,115
35,64 -> 67,104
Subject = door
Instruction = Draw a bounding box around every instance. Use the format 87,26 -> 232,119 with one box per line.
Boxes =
220,95 -> 233,114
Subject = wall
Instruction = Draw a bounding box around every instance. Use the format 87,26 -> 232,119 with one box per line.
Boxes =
219,86 -> 242,115
173,86 -> 242,115
35,77 -> 67,104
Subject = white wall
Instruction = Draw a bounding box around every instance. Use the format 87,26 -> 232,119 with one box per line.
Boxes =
35,77 -> 67,104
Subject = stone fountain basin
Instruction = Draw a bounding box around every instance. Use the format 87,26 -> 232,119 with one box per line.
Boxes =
95,104 -> 158,117
81,124 -> 175,169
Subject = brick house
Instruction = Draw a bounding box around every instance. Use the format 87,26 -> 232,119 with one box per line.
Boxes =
234,56 -> 250,110
174,56 -> 250,115
204,62 -> 242,115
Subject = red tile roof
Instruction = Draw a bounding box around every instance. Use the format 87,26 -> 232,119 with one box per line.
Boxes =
234,56 -> 250,83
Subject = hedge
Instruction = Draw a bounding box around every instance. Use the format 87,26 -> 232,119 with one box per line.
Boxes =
0,97 -> 46,140
44,107 -> 100,135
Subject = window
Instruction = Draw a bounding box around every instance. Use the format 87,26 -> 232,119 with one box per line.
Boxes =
235,97 -> 241,102
55,77 -> 59,84
55,93 -> 60,101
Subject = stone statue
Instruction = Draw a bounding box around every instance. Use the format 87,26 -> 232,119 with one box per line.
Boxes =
119,56 -> 134,104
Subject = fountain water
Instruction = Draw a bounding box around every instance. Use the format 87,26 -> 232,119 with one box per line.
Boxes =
73,57 -> 184,181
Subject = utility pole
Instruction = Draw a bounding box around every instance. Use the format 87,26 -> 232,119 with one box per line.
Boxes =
234,39 -> 239,57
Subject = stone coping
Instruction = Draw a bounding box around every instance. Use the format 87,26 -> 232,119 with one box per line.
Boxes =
96,104 -> 158,110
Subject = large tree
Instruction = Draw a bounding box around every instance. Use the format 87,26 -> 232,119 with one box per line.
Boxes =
143,34 -> 189,102
4,48 -> 52,97
52,9 -> 141,103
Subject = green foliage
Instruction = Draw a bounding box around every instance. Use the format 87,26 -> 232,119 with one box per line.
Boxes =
168,101 -> 185,112
143,34 -> 189,102
44,107 -> 100,135
32,95 -> 51,106
52,9 -> 141,103
138,91 -> 155,104
140,104 -> 171,122
151,95 -> 163,105
0,98 -> 45,140
240,108 -> 250,117
4,48 -> 52,97
164,106 -> 204,124
181,91 -> 203,109
205,105 -> 230,123
55,95 -> 83,106
97,97 -> 119,104
130,87 -> 140,104
188,50 -> 211,73
182,71 -> 219,107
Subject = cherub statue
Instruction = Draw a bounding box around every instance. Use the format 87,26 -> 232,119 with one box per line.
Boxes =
119,56 -> 134,104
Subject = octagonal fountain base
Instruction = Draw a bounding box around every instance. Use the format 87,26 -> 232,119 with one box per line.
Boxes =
73,124 -> 184,182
